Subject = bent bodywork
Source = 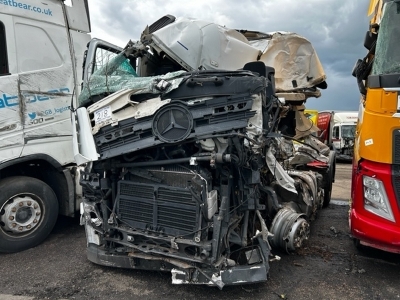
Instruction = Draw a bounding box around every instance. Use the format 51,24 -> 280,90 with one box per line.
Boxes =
74,16 -> 334,288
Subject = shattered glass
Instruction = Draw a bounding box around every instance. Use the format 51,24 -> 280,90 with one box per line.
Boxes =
372,2 -> 400,75
341,125 -> 356,139
78,52 -> 186,107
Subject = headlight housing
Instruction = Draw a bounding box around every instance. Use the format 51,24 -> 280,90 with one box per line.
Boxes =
363,175 -> 395,222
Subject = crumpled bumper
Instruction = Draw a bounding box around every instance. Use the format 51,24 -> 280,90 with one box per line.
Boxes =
86,244 -> 269,289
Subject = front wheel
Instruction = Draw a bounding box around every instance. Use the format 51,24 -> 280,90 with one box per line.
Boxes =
0,176 -> 59,253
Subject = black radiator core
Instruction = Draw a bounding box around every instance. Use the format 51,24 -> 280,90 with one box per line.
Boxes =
116,181 -> 199,237
393,129 -> 400,164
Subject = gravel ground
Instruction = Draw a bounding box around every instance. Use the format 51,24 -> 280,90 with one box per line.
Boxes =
1,163 -> 399,300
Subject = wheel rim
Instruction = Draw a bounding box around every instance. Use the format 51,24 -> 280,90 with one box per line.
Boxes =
0,194 -> 43,236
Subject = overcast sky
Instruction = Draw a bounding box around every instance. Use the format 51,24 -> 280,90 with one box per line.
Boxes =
86,0 -> 371,112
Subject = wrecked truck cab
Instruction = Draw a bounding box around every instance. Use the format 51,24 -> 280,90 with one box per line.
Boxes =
73,16 -> 335,288
76,61 -> 275,288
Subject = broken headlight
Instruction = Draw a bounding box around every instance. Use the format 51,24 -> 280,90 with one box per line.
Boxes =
363,175 -> 395,222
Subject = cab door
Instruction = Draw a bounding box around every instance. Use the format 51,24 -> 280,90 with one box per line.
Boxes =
73,38 -> 124,165
0,15 -> 24,162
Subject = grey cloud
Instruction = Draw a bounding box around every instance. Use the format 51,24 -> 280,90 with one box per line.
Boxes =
306,74 -> 361,111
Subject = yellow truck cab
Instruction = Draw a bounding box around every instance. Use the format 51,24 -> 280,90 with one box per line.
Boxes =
351,0 -> 400,253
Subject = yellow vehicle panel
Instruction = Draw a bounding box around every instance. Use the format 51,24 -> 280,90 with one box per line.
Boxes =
356,89 -> 400,164
304,109 -> 318,126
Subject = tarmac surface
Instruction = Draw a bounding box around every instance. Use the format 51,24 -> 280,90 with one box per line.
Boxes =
1,163 -> 400,300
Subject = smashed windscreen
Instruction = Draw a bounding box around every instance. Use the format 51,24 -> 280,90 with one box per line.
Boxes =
341,124 -> 356,139
78,52 -> 186,107
372,1 -> 400,75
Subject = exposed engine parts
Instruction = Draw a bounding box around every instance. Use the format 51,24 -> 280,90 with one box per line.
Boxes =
75,15 -> 334,288
270,207 -> 310,252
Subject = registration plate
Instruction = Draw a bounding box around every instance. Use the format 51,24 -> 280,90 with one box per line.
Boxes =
94,106 -> 111,124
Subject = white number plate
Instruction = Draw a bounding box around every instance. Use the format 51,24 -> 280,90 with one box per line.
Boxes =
94,106 -> 111,124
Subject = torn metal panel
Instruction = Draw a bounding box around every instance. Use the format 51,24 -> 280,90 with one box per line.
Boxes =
20,74 -> 75,135
293,104 -> 320,139
275,92 -> 306,101
246,93 -> 264,152
0,74 -> 74,164
266,148 -> 297,194
303,135 -> 331,156
148,17 -> 261,71
0,73 -> 24,160
144,19 -> 326,98
86,90 -> 171,135
257,32 -> 326,94
171,262 -> 269,289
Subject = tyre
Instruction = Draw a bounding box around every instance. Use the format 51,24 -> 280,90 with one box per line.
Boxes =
322,179 -> 332,208
323,150 -> 336,208
0,176 -> 59,253
353,238 -> 365,252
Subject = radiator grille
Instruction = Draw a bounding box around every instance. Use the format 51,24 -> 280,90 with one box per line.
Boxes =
393,129 -> 400,164
92,76 -> 265,161
149,15 -> 176,34
391,165 -> 400,210
158,188 -> 195,205
119,199 -> 153,224
157,204 -> 197,232
117,181 -> 199,236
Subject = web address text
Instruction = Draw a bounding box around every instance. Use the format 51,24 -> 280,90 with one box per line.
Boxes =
0,0 -> 53,16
